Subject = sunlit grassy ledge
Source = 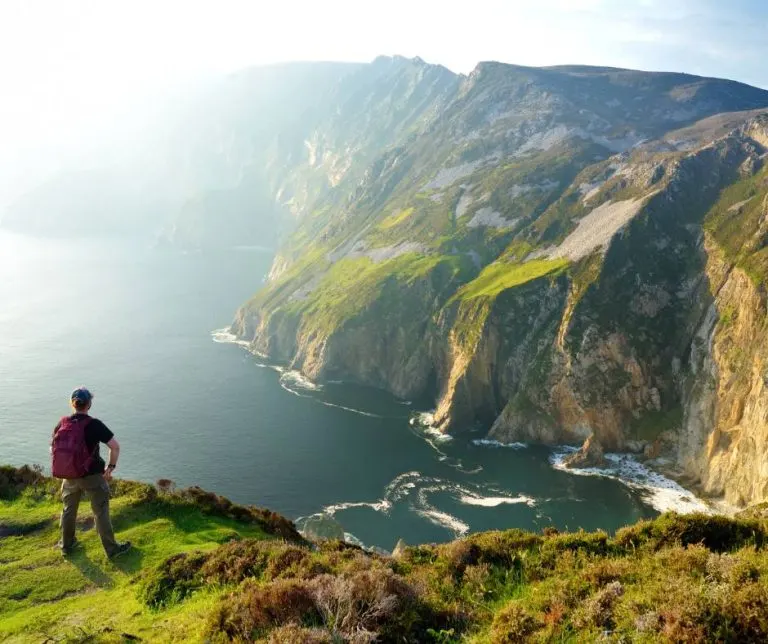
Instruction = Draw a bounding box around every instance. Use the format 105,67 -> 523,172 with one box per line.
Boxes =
2,465 -> 768,643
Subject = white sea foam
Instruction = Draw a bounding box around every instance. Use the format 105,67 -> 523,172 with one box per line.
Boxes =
343,532 -> 367,548
472,438 -> 527,449
317,399 -> 384,418
276,371 -> 387,417
550,449 -> 712,514
408,412 -> 486,474
409,412 -> 453,443
324,499 -> 392,514
422,425 -> 453,443
211,327 -> 251,347
279,369 -> 322,392
460,493 -> 536,508
384,471 -> 422,502
415,508 -> 470,536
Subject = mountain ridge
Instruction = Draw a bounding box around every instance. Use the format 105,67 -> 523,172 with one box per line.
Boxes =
226,59 -> 768,509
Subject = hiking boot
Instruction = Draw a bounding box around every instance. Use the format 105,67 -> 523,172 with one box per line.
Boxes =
57,538 -> 80,557
108,541 -> 132,559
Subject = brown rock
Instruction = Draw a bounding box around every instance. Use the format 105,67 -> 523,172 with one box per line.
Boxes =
564,436 -> 606,469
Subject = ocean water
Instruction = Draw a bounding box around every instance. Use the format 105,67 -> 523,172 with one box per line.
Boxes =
0,230 -> 703,550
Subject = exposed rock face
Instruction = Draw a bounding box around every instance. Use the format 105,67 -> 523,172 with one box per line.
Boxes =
680,234 -> 768,506
231,61 -> 768,507
563,436 -> 606,468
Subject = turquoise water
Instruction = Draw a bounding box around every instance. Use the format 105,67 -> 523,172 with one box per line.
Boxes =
0,230 -> 659,550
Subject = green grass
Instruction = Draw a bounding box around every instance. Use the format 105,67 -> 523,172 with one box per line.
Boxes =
2,467 -> 768,643
288,252 -> 473,339
377,206 -> 415,230
454,259 -> 569,301
0,472 -> 280,642
445,258 -> 568,355
704,165 -> 768,286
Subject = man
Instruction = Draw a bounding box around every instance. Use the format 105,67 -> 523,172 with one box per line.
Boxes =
51,387 -> 131,558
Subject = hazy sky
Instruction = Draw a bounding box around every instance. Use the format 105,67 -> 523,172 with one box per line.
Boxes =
1,0 -> 767,171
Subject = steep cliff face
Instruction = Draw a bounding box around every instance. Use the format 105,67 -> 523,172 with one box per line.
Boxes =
680,196 -> 768,506
232,60 -> 768,506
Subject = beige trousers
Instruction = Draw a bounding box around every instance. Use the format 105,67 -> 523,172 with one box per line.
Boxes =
60,474 -> 119,556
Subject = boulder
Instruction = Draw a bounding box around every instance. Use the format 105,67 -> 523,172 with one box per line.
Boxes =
392,538 -> 407,558
564,436 -> 606,468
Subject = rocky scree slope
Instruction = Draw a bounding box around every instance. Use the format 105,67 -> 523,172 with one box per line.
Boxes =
229,62 -> 768,508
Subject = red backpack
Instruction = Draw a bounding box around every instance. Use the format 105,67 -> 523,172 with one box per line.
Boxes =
51,416 -> 94,479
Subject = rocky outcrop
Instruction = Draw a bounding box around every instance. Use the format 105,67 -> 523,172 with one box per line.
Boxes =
680,235 -> 768,506
563,436 -> 606,468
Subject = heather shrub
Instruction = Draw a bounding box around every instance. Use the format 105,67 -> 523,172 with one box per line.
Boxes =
719,581 -> 768,640
654,543 -> 711,577
310,568 -> 420,642
0,465 -> 48,499
542,530 -> 610,558
138,552 -> 208,609
265,544 -> 322,580
207,578 -> 320,641
464,529 -> 542,567
489,600 -> 541,643
614,512 -> 765,552
438,539 -> 482,580
156,478 -> 176,493
573,580 -> 624,630
201,539 -> 273,584
264,623 -> 334,643
581,556 -> 634,587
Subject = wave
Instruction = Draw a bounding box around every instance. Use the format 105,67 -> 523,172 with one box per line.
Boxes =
459,493 -> 536,508
275,368 -> 389,418
415,508 -> 470,536
343,532 -> 367,549
271,367 -> 385,418
324,499 -> 392,515
472,438 -> 528,449
210,327 -> 250,347
315,469 -> 541,544
312,397 -> 385,418
550,449 -> 712,514
279,369 -> 322,392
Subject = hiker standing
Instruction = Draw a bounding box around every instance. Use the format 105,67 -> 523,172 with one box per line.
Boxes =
51,387 -> 131,558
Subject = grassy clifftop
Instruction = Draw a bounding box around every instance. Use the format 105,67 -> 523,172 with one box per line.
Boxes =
2,466 -> 768,643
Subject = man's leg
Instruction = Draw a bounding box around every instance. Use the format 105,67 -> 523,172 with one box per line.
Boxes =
81,474 -> 119,556
60,479 -> 82,552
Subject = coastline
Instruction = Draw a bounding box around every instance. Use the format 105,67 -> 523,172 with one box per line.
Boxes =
213,327 -> 727,520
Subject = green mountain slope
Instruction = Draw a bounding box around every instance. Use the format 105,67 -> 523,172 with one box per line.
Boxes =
232,61 -> 768,508
3,466 -> 768,643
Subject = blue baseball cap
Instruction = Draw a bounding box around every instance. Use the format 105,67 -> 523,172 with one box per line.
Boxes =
70,387 -> 94,403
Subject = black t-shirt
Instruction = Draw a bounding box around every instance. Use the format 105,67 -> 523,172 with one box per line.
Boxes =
53,413 -> 114,476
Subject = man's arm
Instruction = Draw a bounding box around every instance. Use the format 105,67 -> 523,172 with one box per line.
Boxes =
104,438 -> 120,481
50,421 -> 61,452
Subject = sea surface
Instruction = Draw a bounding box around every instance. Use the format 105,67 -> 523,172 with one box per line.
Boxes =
0,230 -> 707,550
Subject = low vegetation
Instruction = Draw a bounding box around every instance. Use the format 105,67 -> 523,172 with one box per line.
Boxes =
2,466 -> 768,642
448,259 -> 568,353
453,259 -> 569,301
288,252 -> 473,339
705,164 -> 768,286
